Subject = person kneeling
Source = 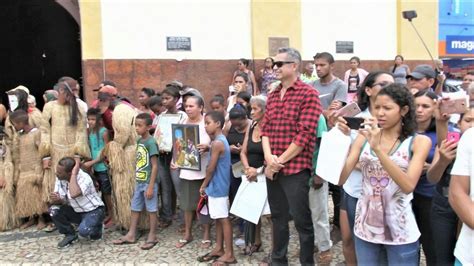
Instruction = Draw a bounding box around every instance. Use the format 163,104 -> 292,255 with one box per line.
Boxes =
49,157 -> 105,249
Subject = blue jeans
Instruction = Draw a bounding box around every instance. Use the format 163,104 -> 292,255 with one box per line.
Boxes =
355,236 -> 419,266
52,205 -> 105,239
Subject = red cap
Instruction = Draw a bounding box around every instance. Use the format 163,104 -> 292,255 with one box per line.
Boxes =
99,85 -> 118,96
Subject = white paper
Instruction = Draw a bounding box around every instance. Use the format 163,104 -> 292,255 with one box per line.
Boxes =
316,127 -> 352,185
230,174 -> 269,224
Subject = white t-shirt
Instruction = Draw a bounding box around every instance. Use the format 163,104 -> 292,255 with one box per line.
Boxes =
450,127 -> 474,265
179,117 -> 210,180
343,108 -> 371,198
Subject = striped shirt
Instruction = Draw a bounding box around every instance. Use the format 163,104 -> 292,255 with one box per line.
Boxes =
54,169 -> 104,213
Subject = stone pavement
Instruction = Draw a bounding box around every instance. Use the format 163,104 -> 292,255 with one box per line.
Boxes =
0,217 -> 345,265
0,202 -> 426,265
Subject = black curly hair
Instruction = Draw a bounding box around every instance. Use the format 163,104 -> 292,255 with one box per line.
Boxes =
376,83 -> 416,141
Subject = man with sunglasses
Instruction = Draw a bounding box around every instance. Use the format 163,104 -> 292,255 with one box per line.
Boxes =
406,64 -> 436,95
261,47 -> 321,265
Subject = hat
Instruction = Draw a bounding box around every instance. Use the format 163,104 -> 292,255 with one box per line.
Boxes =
407,65 -> 436,80
98,85 -> 118,96
167,80 -> 183,88
6,85 -> 30,95
179,87 -> 202,98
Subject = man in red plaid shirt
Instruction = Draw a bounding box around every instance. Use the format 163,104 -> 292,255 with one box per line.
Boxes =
261,47 -> 322,265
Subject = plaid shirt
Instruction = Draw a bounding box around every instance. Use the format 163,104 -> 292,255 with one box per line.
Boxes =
261,78 -> 321,176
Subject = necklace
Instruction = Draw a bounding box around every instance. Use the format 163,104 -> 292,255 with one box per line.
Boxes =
379,130 -> 399,155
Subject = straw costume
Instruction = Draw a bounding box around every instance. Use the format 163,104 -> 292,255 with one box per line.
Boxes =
39,101 -> 90,201
0,138 -> 19,231
102,103 -> 138,229
4,108 -> 42,184
15,128 -> 46,218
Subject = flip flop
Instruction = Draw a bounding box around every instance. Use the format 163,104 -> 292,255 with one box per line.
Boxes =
175,238 -> 193,248
197,252 -> 221,262
112,238 -> 136,245
140,240 -> 158,250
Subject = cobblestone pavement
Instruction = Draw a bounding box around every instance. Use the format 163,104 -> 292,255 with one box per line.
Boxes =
0,203 -> 426,265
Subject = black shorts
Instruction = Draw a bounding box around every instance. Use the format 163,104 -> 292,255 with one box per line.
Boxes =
95,171 -> 112,195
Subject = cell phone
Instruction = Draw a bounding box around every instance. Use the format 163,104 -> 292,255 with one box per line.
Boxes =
337,102 -> 362,117
447,132 -> 460,143
439,97 -> 468,114
344,117 -> 365,130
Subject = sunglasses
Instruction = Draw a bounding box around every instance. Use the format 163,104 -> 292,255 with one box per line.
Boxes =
273,61 -> 295,68
372,81 -> 393,88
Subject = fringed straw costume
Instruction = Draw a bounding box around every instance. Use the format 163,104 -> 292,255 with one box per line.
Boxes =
0,139 -> 19,231
102,103 -> 138,229
15,128 -> 46,218
39,101 -> 90,202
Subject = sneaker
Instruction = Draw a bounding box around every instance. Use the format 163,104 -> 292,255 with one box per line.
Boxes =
57,234 -> 78,249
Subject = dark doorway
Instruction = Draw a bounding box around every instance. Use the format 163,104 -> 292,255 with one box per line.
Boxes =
0,0 -> 82,110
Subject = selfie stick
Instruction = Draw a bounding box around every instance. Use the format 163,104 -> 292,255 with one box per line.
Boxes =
403,10 -> 436,65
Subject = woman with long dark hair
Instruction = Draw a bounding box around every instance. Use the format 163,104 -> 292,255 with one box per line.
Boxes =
338,84 -> 431,265
40,79 -> 90,204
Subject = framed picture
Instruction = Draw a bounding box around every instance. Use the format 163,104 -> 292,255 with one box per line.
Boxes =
171,124 -> 201,171
155,114 -> 183,152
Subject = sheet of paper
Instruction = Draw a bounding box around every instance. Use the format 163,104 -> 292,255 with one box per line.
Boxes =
316,127 -> 352,185
232,161 -> 245,178
230,174 -> 269,224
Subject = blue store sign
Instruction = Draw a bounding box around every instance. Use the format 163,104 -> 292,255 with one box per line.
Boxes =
446,35 -> 474,55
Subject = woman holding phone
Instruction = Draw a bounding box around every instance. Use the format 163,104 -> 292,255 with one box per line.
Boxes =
335,71 -> 394,266
337,84 -> 431,265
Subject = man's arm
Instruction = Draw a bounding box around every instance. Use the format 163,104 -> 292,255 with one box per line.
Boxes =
449,175 -> 474,229
68,172 -> 83,199
200,141 -> 224,194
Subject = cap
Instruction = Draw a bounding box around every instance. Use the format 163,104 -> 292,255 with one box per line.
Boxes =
98,85 -> 118,96
407,64 -> 436,80
179,87 -> 202,98
6,85 -> 30,95
167,80 -> 183,88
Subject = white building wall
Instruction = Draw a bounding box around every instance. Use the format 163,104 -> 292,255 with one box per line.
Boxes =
100,0 -> 252,60
301,0 -> 397,60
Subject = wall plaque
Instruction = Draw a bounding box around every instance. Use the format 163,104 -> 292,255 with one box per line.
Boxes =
269,37 -> 290,56
167,36 -> 191,51
336,41 -> 354,53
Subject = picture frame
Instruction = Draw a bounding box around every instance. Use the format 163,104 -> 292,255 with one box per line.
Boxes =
171,124 -> 201,171
154,113 -> 183,152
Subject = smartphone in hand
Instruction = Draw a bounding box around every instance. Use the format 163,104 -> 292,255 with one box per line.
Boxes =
337,102 -> 361,117
447,132 -> 460,143
343,117 -> 365,130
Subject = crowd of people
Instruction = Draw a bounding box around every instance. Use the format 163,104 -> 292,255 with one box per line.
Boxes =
0,47 -> 473,266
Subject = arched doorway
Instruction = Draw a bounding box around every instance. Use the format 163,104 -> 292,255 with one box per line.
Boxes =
0,0 -> 82,110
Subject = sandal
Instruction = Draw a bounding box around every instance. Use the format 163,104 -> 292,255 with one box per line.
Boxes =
197,252 -> 221,262
200,239 -> 212,248
317,250 -> 333,265
175,238 -> 193,248
140,240 -> 158,250
112,237 -> 136,245
42,224 -> 56,233
243,243 -> 262,256
212,258 -> 238,265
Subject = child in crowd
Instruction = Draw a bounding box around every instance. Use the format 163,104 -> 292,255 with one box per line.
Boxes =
83,108 -> 113,228
209,94 -> 231,135
9,110 -> 47,230
198,111 -> 236,264
113,113 -> 159,250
